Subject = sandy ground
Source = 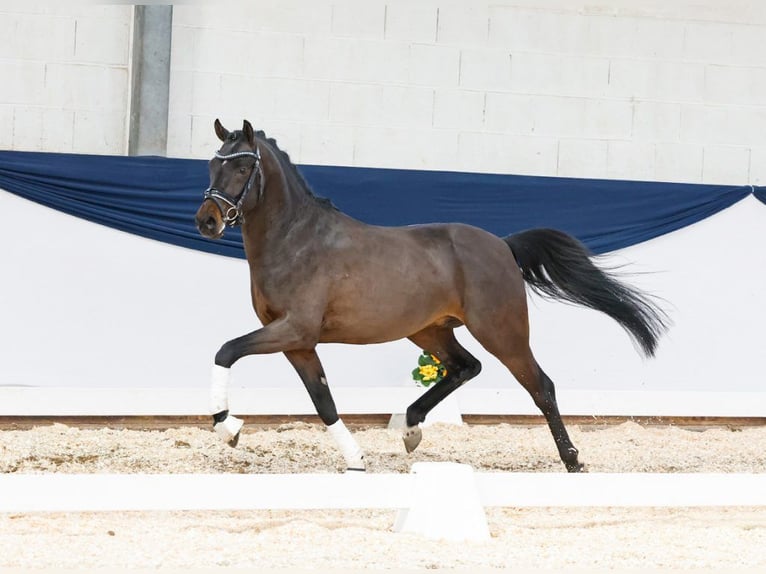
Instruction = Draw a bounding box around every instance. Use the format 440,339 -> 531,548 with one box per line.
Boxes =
1,421 -> 765,570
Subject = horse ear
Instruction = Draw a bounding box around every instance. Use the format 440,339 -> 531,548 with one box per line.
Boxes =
214,119 -> 229,142
242,119 -> 255,147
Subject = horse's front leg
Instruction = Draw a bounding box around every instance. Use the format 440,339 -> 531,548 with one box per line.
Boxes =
284,349 -> 365,471
208,317 -> 317,448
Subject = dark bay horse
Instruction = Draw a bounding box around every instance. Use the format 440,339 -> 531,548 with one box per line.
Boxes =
195,119 -> 668,473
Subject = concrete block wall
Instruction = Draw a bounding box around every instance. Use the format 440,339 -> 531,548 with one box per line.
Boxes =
0,6 -> 132,154
167,0 -> 766,184
2,3 -> 765,184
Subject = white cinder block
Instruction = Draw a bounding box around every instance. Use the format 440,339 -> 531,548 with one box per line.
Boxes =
354,127 -> 458,170
457,132 -> 558,176
704,65 -> 766,107
12,107 -> 44,151
607,59 -> 705,102
332,3 -> 385,39
486,93 -> 611,139
702,145 -> 751,185
583,99 -> 633,139
271,80 -> 331,122
304,37 -> 409,83
71,110 -> 126,155
0,16 -> 17,59
749,147 -> 766,185
377,86 -> 434,129
0,106 -> 14,148
655,143 -> 704,184
459,48 -> 512,91
329,83 -> 383,125
433,89 -> 485,130
218,75 -> 277,120
249,33 -> 305,79
385,4 -> 437,43
510,52 -> 609,98
530,96 -> 586,138
44,64 -> 128,112
192,28 -> 254,75
632,101 -> 681,142
409,43 -> 460,87
492,8 -> 593,56
172,5 -> 249,31
654,142 -> 703,183
680,105 -> 766,147
437,4 -> 488,45
74,15 -> 130,66
680,105 -> 726,145
585,15 -> 684,60
168,70 -> 193,116
483,92 -> 535,134
0,62 -> 45,105
189,72 -> 221,116
731,25 -> 766,68
606,141 -> 656,181
299,123 -> 354,166
170,25 -> 197,72
41,109 -> 75,153
248,2 -> 333,35
557,138 -> 608,179
684,22 -> 734,64
13,13 -> 76,61
165,113 -> 192,159
177,3 -> 332,35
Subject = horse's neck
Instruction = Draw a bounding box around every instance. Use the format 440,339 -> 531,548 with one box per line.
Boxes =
241,174 -> 322,262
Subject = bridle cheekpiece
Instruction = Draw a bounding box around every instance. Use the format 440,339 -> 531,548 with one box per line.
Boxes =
203,146 -> 263,227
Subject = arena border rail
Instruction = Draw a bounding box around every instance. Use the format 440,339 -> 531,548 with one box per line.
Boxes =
1,470 -> 764,513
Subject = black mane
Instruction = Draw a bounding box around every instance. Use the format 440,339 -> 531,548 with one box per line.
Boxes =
253,130 -> 337,211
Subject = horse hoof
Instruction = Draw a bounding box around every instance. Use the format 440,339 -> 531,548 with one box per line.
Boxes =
566,462 -> 586,473
214,414 -> 244,447
402,426 -> 422,453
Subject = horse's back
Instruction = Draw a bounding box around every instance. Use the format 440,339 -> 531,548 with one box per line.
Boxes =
317,220 -> 524,343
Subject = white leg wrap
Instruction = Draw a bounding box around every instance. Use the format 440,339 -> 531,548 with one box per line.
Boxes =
210,365 -> 231,414
214,414 -> 244,443
209,365 -> 243,444
327,419 -> 365,471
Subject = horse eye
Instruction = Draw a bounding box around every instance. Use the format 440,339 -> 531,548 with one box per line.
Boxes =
239,166 -> 247,174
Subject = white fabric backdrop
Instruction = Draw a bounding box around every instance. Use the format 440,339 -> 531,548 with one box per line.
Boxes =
1,190 -> 764,416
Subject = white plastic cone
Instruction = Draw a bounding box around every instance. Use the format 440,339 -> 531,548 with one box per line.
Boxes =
393,462 -> 490,541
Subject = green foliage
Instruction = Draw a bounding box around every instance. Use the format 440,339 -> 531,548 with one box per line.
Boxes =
411,351 -> 447,387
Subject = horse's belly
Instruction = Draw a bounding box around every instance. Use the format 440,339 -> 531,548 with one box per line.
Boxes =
318,303 -> 461,345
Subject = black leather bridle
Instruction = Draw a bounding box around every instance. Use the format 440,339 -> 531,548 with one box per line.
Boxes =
203,147 -> 263,227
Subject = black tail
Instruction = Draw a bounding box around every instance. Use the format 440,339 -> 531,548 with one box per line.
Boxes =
505,228 -> 669,357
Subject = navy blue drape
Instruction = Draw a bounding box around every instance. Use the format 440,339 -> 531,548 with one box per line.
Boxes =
0,150 -> 761,258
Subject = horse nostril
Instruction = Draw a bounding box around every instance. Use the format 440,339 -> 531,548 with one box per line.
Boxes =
204,216 -> 217,231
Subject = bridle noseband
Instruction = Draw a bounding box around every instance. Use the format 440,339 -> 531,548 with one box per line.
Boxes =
203,147 -> 264,227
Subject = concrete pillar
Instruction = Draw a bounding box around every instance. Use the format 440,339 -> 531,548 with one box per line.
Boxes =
128,6 -> 173,156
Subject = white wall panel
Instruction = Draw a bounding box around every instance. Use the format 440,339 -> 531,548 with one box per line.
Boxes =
1,190 -> 764,418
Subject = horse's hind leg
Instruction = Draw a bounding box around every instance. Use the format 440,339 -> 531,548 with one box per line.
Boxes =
464,312 -> 583,471
504,351 -> 583,472
284,349 -> 365,471
403,326 -> 482,453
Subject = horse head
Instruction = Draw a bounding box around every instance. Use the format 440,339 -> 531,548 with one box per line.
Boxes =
195,119 -> 264,239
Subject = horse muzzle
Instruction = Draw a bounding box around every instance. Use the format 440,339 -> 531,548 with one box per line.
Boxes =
195,201 -> 226,239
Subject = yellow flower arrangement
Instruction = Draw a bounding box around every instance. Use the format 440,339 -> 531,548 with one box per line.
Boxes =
411,352 -> 447,387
